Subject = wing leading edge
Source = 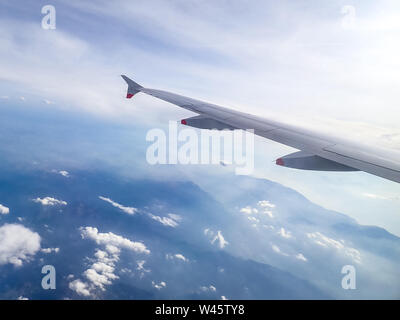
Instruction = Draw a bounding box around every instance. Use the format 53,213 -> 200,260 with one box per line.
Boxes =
121,75 -> 400,183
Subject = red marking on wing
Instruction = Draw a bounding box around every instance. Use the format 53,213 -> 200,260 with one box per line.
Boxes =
276,158 -> 284,166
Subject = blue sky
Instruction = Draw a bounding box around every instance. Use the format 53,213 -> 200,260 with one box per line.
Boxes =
1,0 -> 400,235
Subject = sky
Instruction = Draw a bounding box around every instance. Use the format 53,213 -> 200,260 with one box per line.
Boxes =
0,0 -> 400,234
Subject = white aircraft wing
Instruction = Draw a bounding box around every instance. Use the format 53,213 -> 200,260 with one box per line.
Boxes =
122,75 -> 400,184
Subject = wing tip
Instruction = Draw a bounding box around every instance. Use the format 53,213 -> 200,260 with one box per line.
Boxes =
121,75 -> 143,99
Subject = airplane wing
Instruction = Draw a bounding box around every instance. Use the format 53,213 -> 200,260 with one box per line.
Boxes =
121,75 -> 400,184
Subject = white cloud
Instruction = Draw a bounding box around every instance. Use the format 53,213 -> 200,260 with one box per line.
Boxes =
152,281 -> 166,290
295,253 -> 308,262
80,226 -> 150,254
59,170 -> 69,177
166,253 -> 188,262
257,200 -> 275,218
105,244 -> 120,255
204,228 -> 229,249
262,210 -> 274,218
51,169 -> 70,177
137,260 -> 150,272
69,279 -> 91,297
271,244 -> 281,253
221,295 -> 228,300
0,224 -> 41,266
271,244 -> 289,257
0,203 -> 9,215
167,213 -> 182,222
99,196 -> 138,215
240,201 -> 275,218
84,265 -> 118,290
148,213 -> 179,227
33,197 -> 67,206
200,285 -> 217,292
120,267 -> 132,274
41,247 -> 60,254
211,230 -> 228,249
263,224 -> 274,230
240,206 -> 258,214
70,226 -> 150,297
258,200 -> 276,208
307,232 -> 361,263
17,296 -> 29,300
248,216 -> 259,223
277,227 -> 293,239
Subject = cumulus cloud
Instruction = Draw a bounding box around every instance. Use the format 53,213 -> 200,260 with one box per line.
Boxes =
58,170 -> 69,177
257,200 -> 275,218
212,231 -> 228,249
84,262 -> 118,290
0,203 -> 9,215
0,224 -> 41,266
204,229 -> 229,249
167,213 -> 182,222
69,279 -> 91,297
137,260 -> 150,273
295,253 -> 308,262
271,244 -> 289,257
240,206 -> 258,214
277,227 -> 293,239
258,200 -> 276,208
41,247 -> 60,254
17,296 -> 29,300
70,227 -> 150,297
241,201 -> 275,219
263,210 -> 274,218
247,216 -> 259,224
33,197 -> 67,206
152,281 -> 166,290
51,169 -> 70,177
200,285 -> 217,292
307,232 -> 361,263
99,196 -> 138,215
80,227 -> 150,254
166,253 -> 188,262
148,213 -> 180,227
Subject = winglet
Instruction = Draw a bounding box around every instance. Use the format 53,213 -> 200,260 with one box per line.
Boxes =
121,75 -> 143,99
